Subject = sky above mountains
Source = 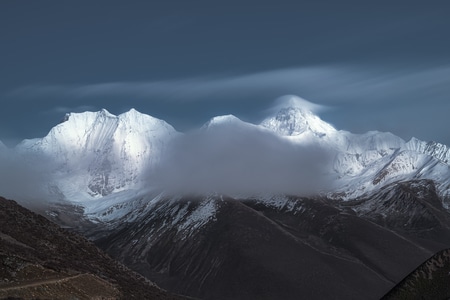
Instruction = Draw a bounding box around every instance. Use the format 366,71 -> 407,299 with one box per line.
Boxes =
1,1 -> 450,146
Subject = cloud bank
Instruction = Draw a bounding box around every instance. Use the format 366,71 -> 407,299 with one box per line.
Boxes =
150,120 -> 335,196
0,149 -> 56,208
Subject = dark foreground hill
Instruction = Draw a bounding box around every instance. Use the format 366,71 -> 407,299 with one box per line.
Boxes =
85,180 -> 450,300
0,196 -> 185,300
382,248 -> 450,300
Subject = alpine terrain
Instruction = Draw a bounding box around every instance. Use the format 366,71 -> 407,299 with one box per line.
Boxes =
2,95 -> 450,299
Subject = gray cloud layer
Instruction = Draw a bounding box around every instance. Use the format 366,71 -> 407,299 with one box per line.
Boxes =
0,149 -> 55,207
150,121 -> 335,196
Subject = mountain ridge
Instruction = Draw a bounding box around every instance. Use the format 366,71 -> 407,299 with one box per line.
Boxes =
6,101 -> 450,208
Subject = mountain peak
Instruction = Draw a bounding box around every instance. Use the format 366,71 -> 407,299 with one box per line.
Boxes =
261,105 -> 336,137
15,108 -> 179,198
119,108 -> 140,116
99,108 -> 113,116
60,109 -> 172,131
118,108 -> 151,120
117,109 -> 177,133
61,109 -> 114,124
203,114 -> 243,129
209,114 -> 240,123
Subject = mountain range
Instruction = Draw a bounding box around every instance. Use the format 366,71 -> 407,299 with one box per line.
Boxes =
2,95 -> 450,299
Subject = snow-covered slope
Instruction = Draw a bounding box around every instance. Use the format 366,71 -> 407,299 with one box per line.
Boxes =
405,137 -> 450,164
259,96 -> 450,203
203,114 -> 245,128
16,108 -> 179,201
327,133 -> 450,202
261,106 -> 336,138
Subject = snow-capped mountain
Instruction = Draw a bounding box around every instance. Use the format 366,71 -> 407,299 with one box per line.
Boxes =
9,96 -> 450,210
259,97 -> 450,204
203,114 -> 246,128
329,133 -> 450,204
15,108 -> 178,201
33,97 -> 449,241
261,105 -> 336,138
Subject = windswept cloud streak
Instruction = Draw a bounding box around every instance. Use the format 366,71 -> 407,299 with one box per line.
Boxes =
7,67 -> 337,101
8,65 -> 450,106
4,64 -> 450,145
47,105 -> 97,115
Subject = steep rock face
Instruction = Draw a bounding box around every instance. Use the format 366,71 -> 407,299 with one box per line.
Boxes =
15,109 -> 178,199
0,196 -> 183,300
406,137 -> 450,164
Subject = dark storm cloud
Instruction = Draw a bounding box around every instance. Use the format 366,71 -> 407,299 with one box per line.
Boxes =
149,121 -> 335,196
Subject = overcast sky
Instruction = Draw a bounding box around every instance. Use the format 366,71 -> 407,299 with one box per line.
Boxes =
1,1 -> 450,146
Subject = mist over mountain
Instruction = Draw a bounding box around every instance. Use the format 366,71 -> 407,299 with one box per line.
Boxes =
4,95 -> 449,207
0,96 -> 339,205
0,147 -> 55,207
152,113 -> 334,196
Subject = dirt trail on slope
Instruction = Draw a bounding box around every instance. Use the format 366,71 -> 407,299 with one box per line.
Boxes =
0,273 -> 120,299
0,273 -> 82,290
